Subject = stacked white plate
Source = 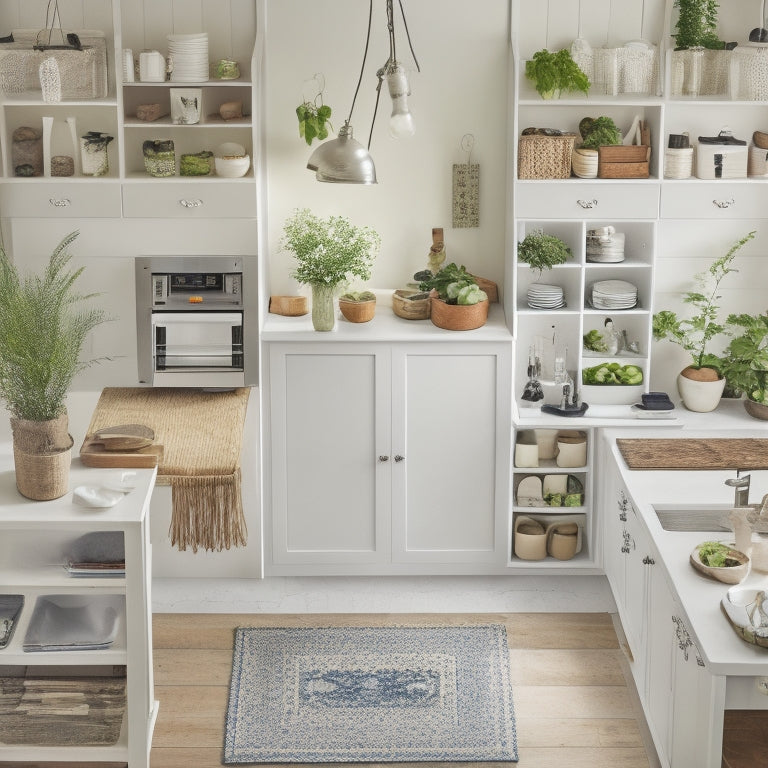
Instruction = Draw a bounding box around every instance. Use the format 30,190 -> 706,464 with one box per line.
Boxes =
590,279 -> 637,309
527,283 -> 565,309
167,33 -> 209,82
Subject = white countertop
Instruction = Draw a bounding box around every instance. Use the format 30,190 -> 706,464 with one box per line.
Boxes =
261,302 -> 513,343
0,444 -> 157,527
604,422 -> 768,675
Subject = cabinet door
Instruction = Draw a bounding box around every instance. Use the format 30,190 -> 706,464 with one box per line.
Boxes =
269,345 -> 391,565
390,344 -> 511,564
646,560 -> 676,767
622,495 -> 649,690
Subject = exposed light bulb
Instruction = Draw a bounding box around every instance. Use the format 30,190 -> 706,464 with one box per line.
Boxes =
386,64 -> 415,138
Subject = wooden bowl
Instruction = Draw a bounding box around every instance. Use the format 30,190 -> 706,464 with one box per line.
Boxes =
690,543 -> 750,584
392,289 -> 430,320
429,297 -> 488,331
339,298 -> 376,323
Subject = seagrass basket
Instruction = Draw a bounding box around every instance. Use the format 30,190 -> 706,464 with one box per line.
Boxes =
518,134 -> 576,179
430,297 -> 488,331
392,289 -> 430,320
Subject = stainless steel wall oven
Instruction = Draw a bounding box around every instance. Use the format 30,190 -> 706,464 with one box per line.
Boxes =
135,256 -> 257,387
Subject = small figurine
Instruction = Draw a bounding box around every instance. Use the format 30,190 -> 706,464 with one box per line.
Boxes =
428,227 -> 446,275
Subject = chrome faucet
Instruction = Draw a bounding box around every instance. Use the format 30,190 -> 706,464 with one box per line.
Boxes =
725,472 -> 751,507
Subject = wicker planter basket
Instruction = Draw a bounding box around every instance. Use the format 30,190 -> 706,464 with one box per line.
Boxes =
392,289 -> 430,320
430,297 -> 489,331
10,414 -> 73,500
518,134 -> 576,179
339,298 -> 376,323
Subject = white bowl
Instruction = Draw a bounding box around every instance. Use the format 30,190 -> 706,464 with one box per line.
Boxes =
215,154 -> 251,177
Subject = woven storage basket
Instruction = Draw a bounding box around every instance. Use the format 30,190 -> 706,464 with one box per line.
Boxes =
13,439 -> 73,500
430,297 -> 489,331
518,134 -> 575,179
339,298 -> 376,323
392,289 -> 430,320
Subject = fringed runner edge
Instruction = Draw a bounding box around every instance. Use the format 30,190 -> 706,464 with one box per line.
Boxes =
168,469 -> 247,552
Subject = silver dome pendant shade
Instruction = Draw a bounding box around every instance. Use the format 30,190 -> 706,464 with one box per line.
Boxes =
307,0 -> 419,185
310,123 -> 377,184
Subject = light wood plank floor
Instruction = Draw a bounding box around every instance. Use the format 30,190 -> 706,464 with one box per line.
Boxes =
151,613 -> 654,768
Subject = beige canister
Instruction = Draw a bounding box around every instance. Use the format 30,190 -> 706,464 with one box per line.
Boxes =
514,516 -> 547,560
547,522 -> 579,560
514,429 -> 539,467
556,430 -> 587,467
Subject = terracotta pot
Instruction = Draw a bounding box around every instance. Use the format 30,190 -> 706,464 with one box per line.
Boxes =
430,298 -> 488,331
676,371 -> 726,412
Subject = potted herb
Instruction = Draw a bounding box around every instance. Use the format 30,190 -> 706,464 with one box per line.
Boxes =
281,208 -> 381,331
579,116 -> 621,149
338,290 -> 377,323
0,231 -> 109,499
295,99 -> 333,145
419,263 -> 489,331
517,230 -> 572,278
652,230 -> 755,411
525,48 -> 590,99
718,312 -> 768,419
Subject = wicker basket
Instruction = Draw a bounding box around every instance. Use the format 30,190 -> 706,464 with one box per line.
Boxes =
339,298 -> 376,323
518,134 -> 576,179
392,289 -> 430,320
430,297 -> 488,331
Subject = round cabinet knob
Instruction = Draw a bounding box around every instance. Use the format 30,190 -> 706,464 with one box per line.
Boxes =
394,454 -> 405,462
378,455 -> 389,462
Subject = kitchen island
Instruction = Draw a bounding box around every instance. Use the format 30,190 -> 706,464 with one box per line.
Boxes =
0,445 -> 157,767
599,419 -> 768,768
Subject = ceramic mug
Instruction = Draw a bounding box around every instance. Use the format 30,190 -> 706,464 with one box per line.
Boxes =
139,50 -> 166,82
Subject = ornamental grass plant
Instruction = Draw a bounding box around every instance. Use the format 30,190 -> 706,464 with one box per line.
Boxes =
0,231 -> 109,422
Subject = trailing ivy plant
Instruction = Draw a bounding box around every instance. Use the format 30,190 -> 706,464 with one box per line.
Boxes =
673,0 -> 725,49
296,100 -> 332,146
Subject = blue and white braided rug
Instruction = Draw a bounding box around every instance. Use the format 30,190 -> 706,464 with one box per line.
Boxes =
224,624 -> 518,763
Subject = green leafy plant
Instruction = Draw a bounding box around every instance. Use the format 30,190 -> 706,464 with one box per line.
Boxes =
0,231 -> 110,422
418,263 -> 487,306
582,362 -> 643,386
579,116 -> 622,149
340,290 -> 376,302
524,48 -> 590,98
652,230 -> 756,375
517,229 -> 572,277
296,100 -> 333,146
673,0 -> 725,49
583,329 -> 608,352
698,541 -> 741,567
718,312 -> 768,404
281,208 -> 381,287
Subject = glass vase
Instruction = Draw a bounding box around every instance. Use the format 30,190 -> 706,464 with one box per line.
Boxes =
311,283 -> 336,331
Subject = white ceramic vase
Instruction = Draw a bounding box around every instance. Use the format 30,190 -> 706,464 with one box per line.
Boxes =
676,372 -> 726,412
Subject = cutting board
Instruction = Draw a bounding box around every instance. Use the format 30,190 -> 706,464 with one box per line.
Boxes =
80,435 -> 164,468
617,438 -> 768,470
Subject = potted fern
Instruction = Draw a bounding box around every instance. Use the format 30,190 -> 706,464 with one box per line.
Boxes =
718,312 -> 768,420
0,231 -> 109,499
525,49 -> 590,99
517,230 -> 573,278
281,209 -> 381,331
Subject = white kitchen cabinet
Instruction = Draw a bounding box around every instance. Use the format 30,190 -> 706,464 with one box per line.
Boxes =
0,459 -> 157,767
0,0 -> 262,217
265,338 -> 512,575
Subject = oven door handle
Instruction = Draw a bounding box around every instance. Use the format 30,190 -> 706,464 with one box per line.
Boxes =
152,312 -> 243,327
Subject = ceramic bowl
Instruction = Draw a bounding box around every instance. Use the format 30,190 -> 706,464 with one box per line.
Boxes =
690,542 -> 750,584
214,153 -> 251,178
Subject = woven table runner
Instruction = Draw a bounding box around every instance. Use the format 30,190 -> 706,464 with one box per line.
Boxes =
86,387 -> 250,552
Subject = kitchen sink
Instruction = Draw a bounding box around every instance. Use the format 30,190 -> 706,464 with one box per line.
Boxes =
652,503 -> 736,532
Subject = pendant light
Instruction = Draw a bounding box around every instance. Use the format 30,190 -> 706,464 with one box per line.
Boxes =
308,0 -> 420,184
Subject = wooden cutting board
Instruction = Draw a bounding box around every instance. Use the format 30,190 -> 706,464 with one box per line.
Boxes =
80,435 -> 164,468
617,438 -> 768,470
